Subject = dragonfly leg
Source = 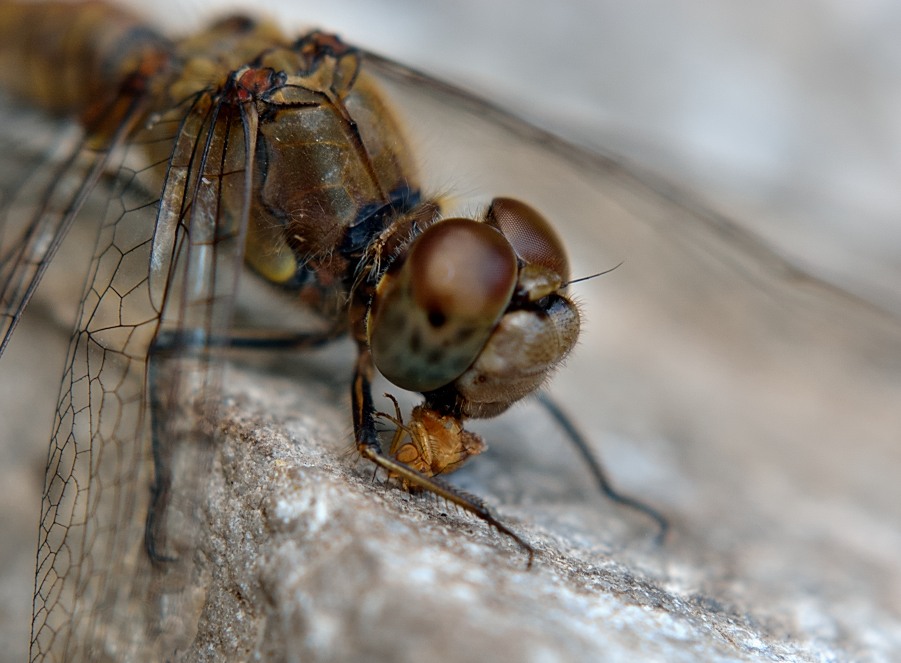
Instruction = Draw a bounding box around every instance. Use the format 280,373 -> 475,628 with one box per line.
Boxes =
145,335 -> 178,565
211,322 -> 347,351
351,345 -> 534,567
536,392 -> 669,544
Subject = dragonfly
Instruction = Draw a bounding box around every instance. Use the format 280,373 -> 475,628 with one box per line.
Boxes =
0,1 -> 670,659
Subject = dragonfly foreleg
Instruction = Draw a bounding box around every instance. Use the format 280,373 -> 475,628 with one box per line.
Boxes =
351,345 -> 534,567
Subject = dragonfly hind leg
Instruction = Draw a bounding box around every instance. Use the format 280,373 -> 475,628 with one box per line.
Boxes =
536,392 -> 669,544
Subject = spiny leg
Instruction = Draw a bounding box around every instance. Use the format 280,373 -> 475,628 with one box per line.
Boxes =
352,346 -> 534,567
537,392 -> 669,545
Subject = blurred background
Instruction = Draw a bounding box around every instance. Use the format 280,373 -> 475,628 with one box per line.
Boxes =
121,0 -> 901,314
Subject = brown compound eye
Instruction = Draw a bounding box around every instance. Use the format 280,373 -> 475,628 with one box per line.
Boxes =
486,197 -> 569,282
409,219 -> 518,328
368,219 -> 518,393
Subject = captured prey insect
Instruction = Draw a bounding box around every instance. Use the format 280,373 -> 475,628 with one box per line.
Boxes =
0,1 -> 665,660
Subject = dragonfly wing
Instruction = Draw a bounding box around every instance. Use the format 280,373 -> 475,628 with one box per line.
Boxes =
28,87 -> 255,661
0,110 -> 114,358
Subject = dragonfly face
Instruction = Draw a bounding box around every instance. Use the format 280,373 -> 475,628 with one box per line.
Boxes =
367,198 -> 580,475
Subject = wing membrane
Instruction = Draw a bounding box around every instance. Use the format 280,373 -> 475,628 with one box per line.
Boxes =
0,125 -> 98,357
27,85 -> 255,661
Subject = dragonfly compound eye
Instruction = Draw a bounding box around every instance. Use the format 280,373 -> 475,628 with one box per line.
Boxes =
368,218 -> 518,392
486,197 -> 570,283
441,199 -> 580,419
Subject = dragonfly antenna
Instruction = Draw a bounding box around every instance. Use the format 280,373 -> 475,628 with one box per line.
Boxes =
564,261 -> 624,287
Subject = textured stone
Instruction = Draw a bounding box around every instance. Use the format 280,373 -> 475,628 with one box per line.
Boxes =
151,338 -> 900,662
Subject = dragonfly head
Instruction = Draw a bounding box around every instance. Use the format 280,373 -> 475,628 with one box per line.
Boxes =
367,198 -> 580,420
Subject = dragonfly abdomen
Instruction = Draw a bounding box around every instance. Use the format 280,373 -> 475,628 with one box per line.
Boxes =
0,1 -> 171,116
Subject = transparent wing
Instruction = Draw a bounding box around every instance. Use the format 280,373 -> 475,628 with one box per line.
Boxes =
22,84 -> 254,661
0,105 -> 113,358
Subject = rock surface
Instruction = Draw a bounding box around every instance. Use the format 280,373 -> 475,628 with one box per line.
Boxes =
145,345 -> 901,662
